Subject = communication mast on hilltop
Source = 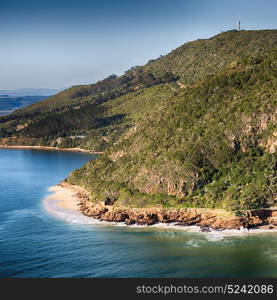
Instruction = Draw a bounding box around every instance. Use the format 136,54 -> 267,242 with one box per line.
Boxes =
237,21 -> 241,31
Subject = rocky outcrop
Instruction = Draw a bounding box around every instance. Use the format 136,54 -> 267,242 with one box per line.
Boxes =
261,131 -> 277,154
133,167 -> 190,198
109,151 -> 126,162
75,190 -> 277,231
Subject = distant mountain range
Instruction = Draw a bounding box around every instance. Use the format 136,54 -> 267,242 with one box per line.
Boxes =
0,88 -> 63,116
0,88 -> 62,97
0,96 -> 48,116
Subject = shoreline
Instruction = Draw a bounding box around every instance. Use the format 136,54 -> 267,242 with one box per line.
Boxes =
45,185 -> 80,211
44,182 -> 277,234
0,145 -> 103,154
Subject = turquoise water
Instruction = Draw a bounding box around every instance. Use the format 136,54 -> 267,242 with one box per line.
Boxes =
1,149 -> 277,278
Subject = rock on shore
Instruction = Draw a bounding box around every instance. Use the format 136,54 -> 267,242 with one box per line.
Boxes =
60,182 -> 277,231
60,190 -> 276,232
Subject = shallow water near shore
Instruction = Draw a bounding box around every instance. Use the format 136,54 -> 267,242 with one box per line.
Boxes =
1,149 -> 277,278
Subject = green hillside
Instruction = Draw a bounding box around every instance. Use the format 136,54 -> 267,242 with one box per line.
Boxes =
1,29 -> 276,211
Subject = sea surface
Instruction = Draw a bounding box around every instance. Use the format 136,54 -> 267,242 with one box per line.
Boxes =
0,111 -> 11,116
1,149 -> 277,278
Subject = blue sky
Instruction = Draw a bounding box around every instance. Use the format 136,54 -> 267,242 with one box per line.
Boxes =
0,0 -> 276,89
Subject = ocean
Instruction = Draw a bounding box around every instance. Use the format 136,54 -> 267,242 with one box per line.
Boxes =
1,148 -> 277,278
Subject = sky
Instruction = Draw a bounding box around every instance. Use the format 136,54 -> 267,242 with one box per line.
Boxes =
0,0 -> 276,90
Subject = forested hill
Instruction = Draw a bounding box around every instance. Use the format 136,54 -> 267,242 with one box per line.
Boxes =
1,29 -> 276,211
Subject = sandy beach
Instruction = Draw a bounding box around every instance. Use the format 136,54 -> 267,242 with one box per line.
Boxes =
45,185 -> 80,211
0,145 -> 103,154
44,182 -> 90,213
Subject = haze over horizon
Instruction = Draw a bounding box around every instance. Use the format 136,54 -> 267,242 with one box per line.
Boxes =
1,0 -> 276,90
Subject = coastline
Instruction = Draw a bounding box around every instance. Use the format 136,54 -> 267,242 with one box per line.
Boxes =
0,145 -> 103,154
45,185 -> 80,211
44,183 -> 90,210
44,182 -> 277,234
43,184 -> 100,225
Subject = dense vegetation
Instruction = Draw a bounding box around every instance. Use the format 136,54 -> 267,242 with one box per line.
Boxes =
1,29 -> 276,211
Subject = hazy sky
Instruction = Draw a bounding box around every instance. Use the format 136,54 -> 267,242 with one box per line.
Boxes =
0,0 -> 276,89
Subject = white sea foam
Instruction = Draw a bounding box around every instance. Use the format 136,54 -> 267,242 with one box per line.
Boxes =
186,240 -> 201,247
264,247 -> 277,260
6,208 -> 36,217
43,197 -> 101,225
43,194 -> 277,237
